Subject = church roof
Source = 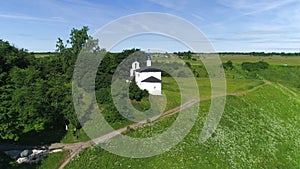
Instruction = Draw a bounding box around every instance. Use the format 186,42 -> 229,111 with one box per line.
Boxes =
135,67 -> 161,73
141,76 -> 162,83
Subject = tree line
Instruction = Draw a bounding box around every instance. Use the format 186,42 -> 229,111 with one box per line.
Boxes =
0,26 -> 145,141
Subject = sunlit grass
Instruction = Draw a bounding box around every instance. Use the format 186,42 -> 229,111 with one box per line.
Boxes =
65,84 -> 300,169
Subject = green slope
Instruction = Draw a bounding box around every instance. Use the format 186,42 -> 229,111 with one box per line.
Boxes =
65,84 -> 300,169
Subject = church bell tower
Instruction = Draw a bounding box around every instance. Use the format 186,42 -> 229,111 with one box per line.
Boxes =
146,55 -> 151,67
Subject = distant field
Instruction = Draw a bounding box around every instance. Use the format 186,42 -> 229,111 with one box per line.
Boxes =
153,53 -> 300,67
33,52 -> 56,58
34,52 -> 300,65
220,54 -> 300,66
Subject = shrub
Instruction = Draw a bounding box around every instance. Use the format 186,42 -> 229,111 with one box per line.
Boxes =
241,61 -> 269,71
129,79 -> 149,101
223,60 -> 234,70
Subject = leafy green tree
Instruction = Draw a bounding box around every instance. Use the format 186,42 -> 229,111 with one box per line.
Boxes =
0,40 -> 38,141
129,79 -> 149,101
69,26 -> 89,55
0,29 -> 144,141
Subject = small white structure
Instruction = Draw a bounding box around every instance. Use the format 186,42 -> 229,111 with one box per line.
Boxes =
130,61 -> 140,76
129,55 -> 161,95
146,55 -> 151,67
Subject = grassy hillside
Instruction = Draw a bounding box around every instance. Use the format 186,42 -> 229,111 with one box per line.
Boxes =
257,66 -> 300,92
65,84 -> 300,169
162,77 -> 264,110
6,53 -> 299,169
63,55 -> 300,169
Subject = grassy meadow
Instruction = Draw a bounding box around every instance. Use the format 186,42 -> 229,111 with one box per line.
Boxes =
178,53 -> 300,66
220,54 -> 300,66
8,53 -> 300,169
62,54 -> 300,168
65,84 -> 300,169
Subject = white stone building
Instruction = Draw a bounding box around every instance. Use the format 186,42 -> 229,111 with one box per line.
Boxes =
129,55 -> 162,95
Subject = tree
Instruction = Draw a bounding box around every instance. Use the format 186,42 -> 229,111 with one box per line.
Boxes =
223,60 -> 234,70
129,79 -> 149,101
69,26 -> 89,55
0,40 -> 38,141
0,29 -> 144,141
55,26 -> 90,78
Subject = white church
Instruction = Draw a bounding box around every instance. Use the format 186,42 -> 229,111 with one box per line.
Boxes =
129,55 -> 162,95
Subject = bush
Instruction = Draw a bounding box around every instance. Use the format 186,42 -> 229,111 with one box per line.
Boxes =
129,79 -> 149,101
223,60 -> 234,70
241,61 -> 269,71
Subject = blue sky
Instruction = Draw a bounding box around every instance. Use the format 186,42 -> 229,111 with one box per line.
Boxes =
1,0 -> 300,52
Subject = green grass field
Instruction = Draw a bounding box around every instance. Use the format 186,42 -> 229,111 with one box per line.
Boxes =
220,54 -> 300,66
64,84 -> 300,168
11,54 -> 300,169
162,77 -> 264,111
59,55 -> 300,168
63,55 -> 300,169
181,54 -> 300,66
38,151 -> 69,169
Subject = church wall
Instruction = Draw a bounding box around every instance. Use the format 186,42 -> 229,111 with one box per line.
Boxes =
134,71 -> 162,95
139,82 -> 161,95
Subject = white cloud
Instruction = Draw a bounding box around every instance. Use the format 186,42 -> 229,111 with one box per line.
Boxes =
192,14 -> 205,21
217,0 -> 297,15
0,13 -> 66,22
147,0 -> 188,11
233,30 -> 283,35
